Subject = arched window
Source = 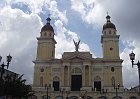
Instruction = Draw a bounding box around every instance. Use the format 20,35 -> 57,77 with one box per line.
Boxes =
111,76 -> 115,86
40,76 -> 43,87
94,76 -> 101,91
40,67 -> 44,72
64,66 -> 68,86
111,67 -> 115,72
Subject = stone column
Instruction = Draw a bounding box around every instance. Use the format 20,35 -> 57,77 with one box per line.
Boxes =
82,65 -> 85,87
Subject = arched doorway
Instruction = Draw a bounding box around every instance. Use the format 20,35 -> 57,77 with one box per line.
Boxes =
53,76 -> 60,91
94,76 -> 101,91
71,67 -> 82,91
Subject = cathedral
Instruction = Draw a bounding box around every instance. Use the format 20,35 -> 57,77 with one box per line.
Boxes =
32,15 -> 139,99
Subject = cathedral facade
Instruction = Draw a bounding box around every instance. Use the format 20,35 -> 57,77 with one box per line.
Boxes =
32,15 -> 139,99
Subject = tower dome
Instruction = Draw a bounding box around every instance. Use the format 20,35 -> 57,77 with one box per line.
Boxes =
103,14 -> 116,30
41,17 -> 54,32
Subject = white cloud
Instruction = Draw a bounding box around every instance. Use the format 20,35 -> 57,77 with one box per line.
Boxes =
12,0 -> 48,14
1,0 -> 140,88
71,0 -> 85,16
54,19 -> 90,58
1,0 -> 68,24
120,40 -> 140,88
0,0 -> 91,84
0,6 -> 42,83
71,0 -> 105,26
71,0 -> 140,88
67,31 -> 79,41
49,1 -> 68,24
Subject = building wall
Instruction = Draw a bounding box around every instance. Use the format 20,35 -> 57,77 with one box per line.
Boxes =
32,16 -> 139,99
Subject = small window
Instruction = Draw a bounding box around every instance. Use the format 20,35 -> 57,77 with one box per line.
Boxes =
111,67 -> 115,72
110,47 -> 113,51
41,68 -> 44,72
64,65 -> 68,68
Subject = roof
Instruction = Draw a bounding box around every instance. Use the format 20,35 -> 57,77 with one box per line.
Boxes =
103,15 -> 116,30
41,17 -> 54,32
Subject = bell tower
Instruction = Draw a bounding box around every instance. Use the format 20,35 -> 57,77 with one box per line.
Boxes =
101,14 -> 123,89
36,17 -> 56,60
101,14 -> 120,59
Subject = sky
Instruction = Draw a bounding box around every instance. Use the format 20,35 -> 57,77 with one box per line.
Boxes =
0,0 -> 140,89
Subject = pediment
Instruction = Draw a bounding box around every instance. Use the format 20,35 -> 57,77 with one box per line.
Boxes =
62,52 -> 92,60
66,56 -> 85,60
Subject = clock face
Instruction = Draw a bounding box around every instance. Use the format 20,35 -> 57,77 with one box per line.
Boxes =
111,67 -> 115,72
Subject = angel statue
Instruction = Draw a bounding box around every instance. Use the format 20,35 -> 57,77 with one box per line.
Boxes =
73,39 -> 80,52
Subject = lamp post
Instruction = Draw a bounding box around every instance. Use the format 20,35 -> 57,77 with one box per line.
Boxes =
129,51 -> 140,93
66,90 -> 70,99
60,88 -> 65,99
45,84 -> 51,99
0,54 -> 12,80
112,77 -> 120,99
100,88 -> 108,98
114,84 -> 120,99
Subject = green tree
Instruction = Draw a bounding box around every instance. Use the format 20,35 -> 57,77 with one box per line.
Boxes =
0,74 -> 33,98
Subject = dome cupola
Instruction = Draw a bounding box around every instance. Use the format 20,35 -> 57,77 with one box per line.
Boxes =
41,17 -> 54,32
103,14 -> 116,30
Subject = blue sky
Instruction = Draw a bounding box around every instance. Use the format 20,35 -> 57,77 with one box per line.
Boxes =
0,0 -> 140,88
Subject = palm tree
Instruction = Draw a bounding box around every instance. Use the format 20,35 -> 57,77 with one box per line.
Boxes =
0,74 -> 33,99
